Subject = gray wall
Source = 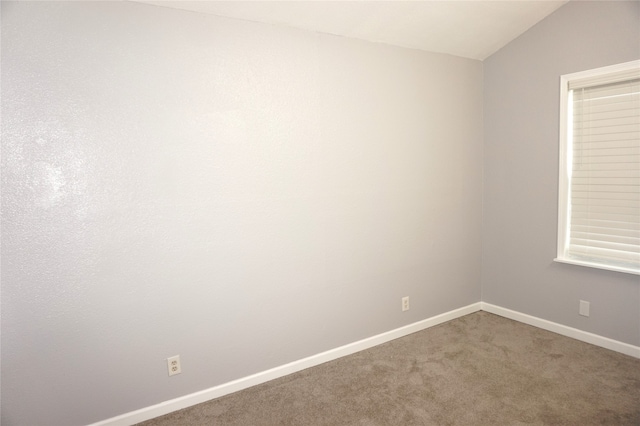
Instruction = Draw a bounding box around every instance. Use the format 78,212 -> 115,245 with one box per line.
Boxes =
1,2 -> 483,425
483,1 -> 640,346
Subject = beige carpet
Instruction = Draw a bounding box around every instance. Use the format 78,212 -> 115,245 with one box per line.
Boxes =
138,312 -> 640,425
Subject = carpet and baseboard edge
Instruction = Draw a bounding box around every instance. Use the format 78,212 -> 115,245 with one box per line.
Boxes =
90,302 -> 639,426
481,302 -> 640,359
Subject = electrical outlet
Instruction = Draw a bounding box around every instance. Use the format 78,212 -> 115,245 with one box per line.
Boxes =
579,300 -> 590,317
167,355 -> 181,376
402,296 -> 410,312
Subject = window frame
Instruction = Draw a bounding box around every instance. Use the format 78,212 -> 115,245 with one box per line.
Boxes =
555,60 -> 640,276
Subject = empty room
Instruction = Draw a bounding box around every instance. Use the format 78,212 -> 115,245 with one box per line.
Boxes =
1,0 -> 639,425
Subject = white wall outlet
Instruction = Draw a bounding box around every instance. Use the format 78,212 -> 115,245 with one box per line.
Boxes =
402,296 -> 410,312
579,300 -> 590,317
167,355 -> 181,376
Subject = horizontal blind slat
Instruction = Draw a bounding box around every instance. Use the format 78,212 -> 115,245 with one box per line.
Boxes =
571,204 -> 640,216
573,132 -> 639,143
571,218 -> 640,231
572,195 -> 640,207
571,184 -> 640,193
567,245 -> 640,263
574,109 -> 639,122
574,90 -> 639,104
573,147 -> 640,157
569,238 -> 640,253
571,225 -> 640,239
574,102 -> 640,116
575,140 -> 640,150
572,191 -> 640,201
573,156 -> 640,166
571,233 -> 640,245
572,163 -> 640,172
574,126 -> 640,136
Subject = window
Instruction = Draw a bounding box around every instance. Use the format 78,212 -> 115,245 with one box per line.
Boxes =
556,60 -> 640,275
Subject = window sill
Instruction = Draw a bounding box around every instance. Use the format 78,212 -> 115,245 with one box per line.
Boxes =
554,257 -> 640,276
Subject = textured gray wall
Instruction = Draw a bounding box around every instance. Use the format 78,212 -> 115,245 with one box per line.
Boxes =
483,1 -> 640,346
1,2 -> 482,425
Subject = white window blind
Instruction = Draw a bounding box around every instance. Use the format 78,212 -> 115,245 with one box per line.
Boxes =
557,61 -> 640,274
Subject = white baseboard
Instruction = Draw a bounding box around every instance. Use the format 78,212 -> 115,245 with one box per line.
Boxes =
481,302 -> 640,359
92,301 -> 639,425
91,302 -> 482,426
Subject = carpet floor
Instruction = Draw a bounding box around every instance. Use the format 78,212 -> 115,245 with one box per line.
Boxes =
138,312 -> 640,425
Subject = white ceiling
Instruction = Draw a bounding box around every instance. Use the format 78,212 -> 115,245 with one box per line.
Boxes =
130,0 -> 569,60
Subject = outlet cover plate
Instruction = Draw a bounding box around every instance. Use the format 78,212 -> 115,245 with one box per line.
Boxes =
167,355 -> 182,376
579,300 -> 590,317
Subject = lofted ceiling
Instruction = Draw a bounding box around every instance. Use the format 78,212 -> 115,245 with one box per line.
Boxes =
129,0 -> 569,60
